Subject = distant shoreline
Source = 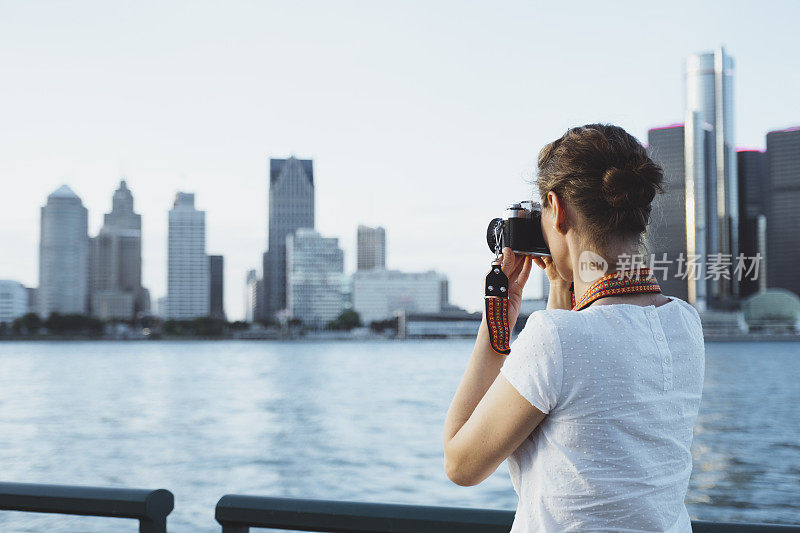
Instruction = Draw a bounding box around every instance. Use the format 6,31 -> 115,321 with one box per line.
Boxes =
1,334 -> 799,343
702,333 -> 800,342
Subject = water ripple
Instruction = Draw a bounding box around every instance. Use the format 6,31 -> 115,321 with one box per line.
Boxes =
0,339 -> 797,531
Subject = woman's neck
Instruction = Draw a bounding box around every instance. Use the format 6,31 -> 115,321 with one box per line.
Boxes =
568,239 -> 643,303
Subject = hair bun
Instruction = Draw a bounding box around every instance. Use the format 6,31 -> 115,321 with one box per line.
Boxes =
601,162 -> 658,209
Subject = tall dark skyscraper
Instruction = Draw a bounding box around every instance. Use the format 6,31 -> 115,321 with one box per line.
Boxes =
737,150 -> 768,297
766,127 -> 800,297
263,157 -> 315,317
209,255 -> 225,320
646,124 -> 690,302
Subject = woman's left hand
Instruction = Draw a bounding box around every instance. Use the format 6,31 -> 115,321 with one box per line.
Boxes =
497,247 -> 533,330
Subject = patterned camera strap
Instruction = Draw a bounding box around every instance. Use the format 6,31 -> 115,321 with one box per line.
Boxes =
485,260 -> 512,355
571,267 -> 661,311
485,265 -> 661,355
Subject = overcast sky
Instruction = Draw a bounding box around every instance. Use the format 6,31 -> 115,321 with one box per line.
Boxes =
1,1 -> 798,320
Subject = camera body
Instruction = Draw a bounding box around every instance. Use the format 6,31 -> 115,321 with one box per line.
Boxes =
487,201 -> 551,257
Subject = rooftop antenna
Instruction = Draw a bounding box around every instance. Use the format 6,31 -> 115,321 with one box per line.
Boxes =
119,159 -> 128,186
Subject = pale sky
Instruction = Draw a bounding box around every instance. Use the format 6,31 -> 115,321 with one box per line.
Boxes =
1,1 -> 798,320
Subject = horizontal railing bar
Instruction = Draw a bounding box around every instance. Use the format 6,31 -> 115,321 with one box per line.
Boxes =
693,523 -> 800,533
216,496 -> 512,533
215,495 -> 800,533
0,482 -> 173,533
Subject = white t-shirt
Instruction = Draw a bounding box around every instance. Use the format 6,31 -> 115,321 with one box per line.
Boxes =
500,297 -> 705,532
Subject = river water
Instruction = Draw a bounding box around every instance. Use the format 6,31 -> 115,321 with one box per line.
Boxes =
0,340 -> 798,531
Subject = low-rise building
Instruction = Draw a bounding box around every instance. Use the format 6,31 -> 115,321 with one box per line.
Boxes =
399,310 -> 482,338
352,269 -> 447,324
0,280 -> 29,324
286,229 -> 344,329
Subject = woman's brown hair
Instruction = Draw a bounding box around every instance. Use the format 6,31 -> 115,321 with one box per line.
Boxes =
536,124 -> 664,247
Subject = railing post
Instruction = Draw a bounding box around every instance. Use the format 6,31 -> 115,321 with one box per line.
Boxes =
139,516 -> 168,533
0,482 -> 173,532
221,525 -> 249,533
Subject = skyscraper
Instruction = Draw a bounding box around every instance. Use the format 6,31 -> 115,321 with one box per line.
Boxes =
286,228 -> 344,328
245,269 -> 259,323
737,150 -> 768,297
263,157 -> 315,318
38,185 -> 89,317
685,46 -> 738,304
90,180 -> 148,319
766,127 -> 800,297
208,255 -> 225,320
357,225 -> 386,270
167,192 -> 209,319
646,124 -> 690,302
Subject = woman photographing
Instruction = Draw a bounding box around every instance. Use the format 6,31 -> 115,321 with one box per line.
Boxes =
444,124 -> 705,532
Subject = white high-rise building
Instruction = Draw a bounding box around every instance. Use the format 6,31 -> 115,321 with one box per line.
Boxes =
357,225 -> 386,271
286,228 -> 344,328
685,46 -> 737,305
167,192 -> 209,319
0,280 -> 29,323
38,185 -> 89,317
245,269 -> 259,323
352,269 -> 447,324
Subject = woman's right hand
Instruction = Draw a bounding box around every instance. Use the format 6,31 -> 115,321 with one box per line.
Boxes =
532,256 -> 573,310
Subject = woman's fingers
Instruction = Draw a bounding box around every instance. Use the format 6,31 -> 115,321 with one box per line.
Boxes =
510,253 -> 526,279
500,247 -> 515,277
533,257 -> 546,270
501,248 -> 533,289
513,255 -> 528,280
503,248 -> 527,280
516,256 -> 533,288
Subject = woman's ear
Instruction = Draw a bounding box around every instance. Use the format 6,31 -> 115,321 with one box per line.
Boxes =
548,191 -> 566,234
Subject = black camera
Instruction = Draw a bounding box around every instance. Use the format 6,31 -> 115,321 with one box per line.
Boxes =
486,201 -> 551,257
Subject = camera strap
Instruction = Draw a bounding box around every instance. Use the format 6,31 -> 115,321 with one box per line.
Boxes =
571,267 -> 661,311
485,259 -> 511,355
485,223 -> 512,355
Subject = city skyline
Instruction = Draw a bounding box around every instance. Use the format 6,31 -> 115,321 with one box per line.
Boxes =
1,2 -> 799,320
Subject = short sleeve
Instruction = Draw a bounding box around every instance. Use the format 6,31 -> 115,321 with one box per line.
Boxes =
500,311 -> 563,414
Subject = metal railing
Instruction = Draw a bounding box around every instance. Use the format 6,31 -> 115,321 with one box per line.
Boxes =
214,495 -> 800,533
2,483 -> 798,532
0,482 -> 174,533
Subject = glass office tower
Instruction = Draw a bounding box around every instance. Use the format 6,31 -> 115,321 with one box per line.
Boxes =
685,46 -> 738,305
263,157 -> 315,318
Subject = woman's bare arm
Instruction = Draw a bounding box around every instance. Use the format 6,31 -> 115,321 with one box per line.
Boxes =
443,249 -> 544,485
443,310 -> 548,485
442,315 -> 505,447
